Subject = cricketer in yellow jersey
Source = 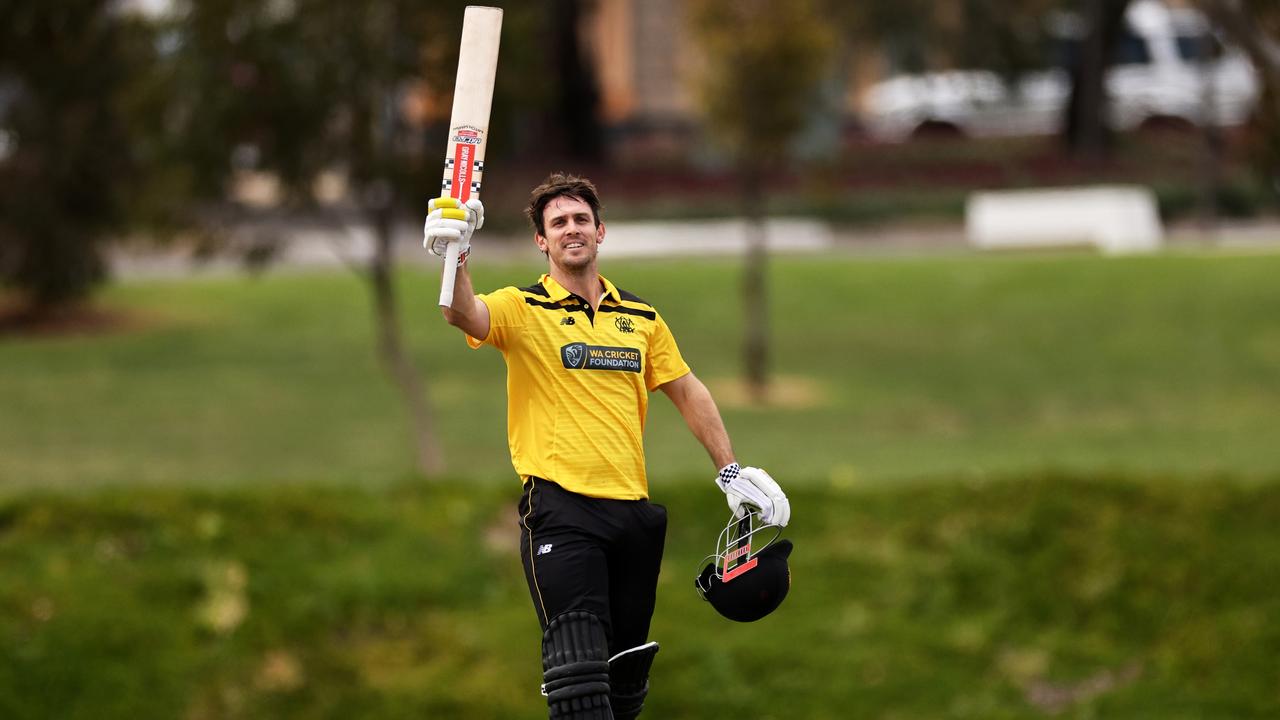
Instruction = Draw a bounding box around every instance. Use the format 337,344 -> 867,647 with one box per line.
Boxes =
425,173 -> 790,720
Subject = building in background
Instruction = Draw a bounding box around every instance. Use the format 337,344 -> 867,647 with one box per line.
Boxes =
584,0 -> 702,163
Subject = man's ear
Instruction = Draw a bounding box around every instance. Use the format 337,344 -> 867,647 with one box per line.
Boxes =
596,222 -> 605,246
534,233 -> 549,255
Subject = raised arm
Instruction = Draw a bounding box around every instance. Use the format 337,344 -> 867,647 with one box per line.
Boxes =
440,261 -> 490,341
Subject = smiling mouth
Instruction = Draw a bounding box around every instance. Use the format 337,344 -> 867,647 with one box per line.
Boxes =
564,241 -> 585,250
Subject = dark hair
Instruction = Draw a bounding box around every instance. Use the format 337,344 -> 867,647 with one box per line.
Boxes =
524,173 -> 603,236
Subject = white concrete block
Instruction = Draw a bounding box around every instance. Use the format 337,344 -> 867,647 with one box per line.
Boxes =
966,185 -> 1163,254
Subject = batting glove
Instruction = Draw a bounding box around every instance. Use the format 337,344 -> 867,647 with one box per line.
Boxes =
424,196 -> 484,264
715,463 -> 790,527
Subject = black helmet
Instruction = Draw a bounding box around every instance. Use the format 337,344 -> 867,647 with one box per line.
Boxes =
694,511 -> 793,622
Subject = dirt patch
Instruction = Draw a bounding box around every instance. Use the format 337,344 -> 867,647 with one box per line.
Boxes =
255,650 -> 305,693
484,505 -> 520,556
705,375 -> 829,410
1023,661 -> 1144,715
0,299 -> 143,339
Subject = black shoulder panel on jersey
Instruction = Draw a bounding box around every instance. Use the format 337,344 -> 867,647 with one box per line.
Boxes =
521,283 -> 551,297
598,304 -> 656,320
525,297 -> 588,313
615,288 -> 651,307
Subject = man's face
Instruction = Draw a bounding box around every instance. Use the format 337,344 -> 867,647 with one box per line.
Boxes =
536,195 -> 603,272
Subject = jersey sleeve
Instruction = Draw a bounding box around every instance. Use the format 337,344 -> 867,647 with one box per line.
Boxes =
466,286 -> 525,350
645,311 -> 691,391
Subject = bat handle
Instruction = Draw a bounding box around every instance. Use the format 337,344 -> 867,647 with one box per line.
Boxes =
438,242 -> 461,307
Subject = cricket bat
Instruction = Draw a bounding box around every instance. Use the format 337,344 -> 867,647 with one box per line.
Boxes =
438,6 -> 503,307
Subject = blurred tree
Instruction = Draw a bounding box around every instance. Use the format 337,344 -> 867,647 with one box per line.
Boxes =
164,0 -> 550,476
547,0 -> 604,162
823,1 -> 1066,89
690,0 -> 835,402
165,0 -> 446,475
0,1 -> 169,314
1200,0 -> 1280,204
1064,0 -> 1135,157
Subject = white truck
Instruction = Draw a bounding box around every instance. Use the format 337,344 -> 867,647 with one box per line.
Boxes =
860,0 -> 1259,141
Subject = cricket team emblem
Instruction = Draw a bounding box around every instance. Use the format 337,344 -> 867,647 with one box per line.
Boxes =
562,343 -> 587,369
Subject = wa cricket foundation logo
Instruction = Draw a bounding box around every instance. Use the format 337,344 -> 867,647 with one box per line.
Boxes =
560,343 -> 642,373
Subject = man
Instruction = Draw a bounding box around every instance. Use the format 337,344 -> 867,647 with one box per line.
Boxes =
424,173 -> 790,720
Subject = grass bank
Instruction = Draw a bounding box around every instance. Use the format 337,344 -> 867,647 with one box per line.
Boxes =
2,474 -> 1277,718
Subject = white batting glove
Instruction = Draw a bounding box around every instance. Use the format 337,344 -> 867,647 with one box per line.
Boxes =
715,463 -> 790,527
423,196 -> 484,264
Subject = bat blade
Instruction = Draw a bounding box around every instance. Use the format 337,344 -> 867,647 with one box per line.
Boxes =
439,5 -> 502,307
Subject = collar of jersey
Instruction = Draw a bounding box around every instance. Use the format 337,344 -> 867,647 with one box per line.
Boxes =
539,273 -> 622,305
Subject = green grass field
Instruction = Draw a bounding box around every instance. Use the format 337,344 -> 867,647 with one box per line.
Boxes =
3,251 -> 1280,490
3,249 -> 1280,717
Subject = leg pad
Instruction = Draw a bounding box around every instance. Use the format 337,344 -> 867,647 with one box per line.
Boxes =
608,641 -> 659,720
542,611 -> 613,720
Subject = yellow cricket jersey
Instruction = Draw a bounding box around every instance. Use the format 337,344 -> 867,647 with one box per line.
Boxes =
466,274 -> 690,500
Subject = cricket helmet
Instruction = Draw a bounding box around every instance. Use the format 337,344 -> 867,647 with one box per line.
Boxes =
694,510 -> 793,622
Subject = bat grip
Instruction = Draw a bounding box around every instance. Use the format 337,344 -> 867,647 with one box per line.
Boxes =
438,242 -> 461,307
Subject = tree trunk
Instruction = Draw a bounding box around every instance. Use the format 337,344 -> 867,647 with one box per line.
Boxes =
367,203 -> 445,477
1196,31 -> 1224,237
1064,0 -> 1133,158
740,165 -> 769,403
549,0 -> 604,161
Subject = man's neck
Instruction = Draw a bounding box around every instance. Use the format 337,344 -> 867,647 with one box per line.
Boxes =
550,265 -> 603,309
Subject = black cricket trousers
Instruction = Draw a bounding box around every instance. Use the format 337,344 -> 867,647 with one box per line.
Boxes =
518,477 -> 668,656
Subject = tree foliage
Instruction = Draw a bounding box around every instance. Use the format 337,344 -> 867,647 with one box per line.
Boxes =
691,0 -> 835,174
1199,0 -> 1280,203
171,0 -> 446,206
824,0 -> 1068,78
1,0 -> 557,313
164,0 -> 553,211
161,0 -> 552,476
0,1 -> 168,308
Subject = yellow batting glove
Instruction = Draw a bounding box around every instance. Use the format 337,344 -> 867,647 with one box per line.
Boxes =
427,196 -> 469,222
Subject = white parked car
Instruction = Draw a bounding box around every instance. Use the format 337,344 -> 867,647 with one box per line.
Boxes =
860,0 -> 1260,141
